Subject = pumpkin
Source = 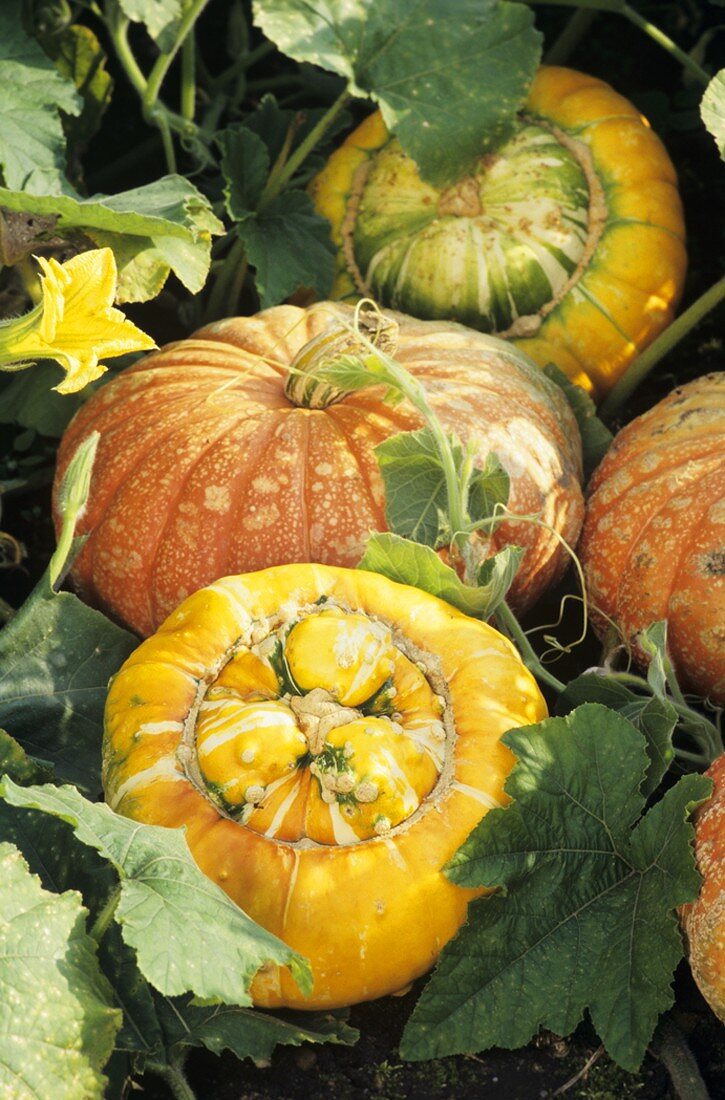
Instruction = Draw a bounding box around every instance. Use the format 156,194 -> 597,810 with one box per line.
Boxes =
311,65 -> 687,400
102,563 -> 546,1008
53,302 -> 584,637
681,754 -> 725,1022
580,373 -> 725,703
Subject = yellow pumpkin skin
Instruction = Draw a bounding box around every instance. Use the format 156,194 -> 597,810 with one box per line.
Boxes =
580,374 -> 725,704
53,302 -> 583,636
311,66 -> 686,400
681,754 -> 725,1022
103,564 -> 546,1009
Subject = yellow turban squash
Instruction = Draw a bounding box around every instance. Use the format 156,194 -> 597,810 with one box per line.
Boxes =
311,66 -> 687,399
103,564 -> 546,1009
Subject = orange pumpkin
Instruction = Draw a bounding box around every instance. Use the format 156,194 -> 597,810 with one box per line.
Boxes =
580,373 -> 725,703
54,303 -> 584,636
681,754 -> 725,1022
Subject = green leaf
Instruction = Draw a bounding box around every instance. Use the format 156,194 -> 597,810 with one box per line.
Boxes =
98,925 -> 165,1057
555,673 -> 677,797
637,620 -> 671,699
0,780 -> 313,1006
253,0 -> 542,186
375,429 -> 510,547
0,728 -> 54,785
376,428 -> 461,548
237,190 -> 336,307
359,532 -> 521,619
0,564 -> 137,793
0,842 -> 120,1100
543,362 -> 612,480
218,126 -> 270,218
401,704 -> 711,1071
41,23 -> 113,150
0,433 -> 137,792
0,176 -> 224,302
154,995 -> 358,1066
0,0 -> 81,194
468,453 -> 511,525
701,68 -> 725,158
0,360 -> 127,437
116,0 -> 185,53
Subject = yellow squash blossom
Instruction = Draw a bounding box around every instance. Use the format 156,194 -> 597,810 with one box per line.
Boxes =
0,248 -> 156,394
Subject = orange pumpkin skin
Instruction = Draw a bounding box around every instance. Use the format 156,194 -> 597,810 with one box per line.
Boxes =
580,374 -> 725,703
681,755 -> 725,1022
102,564 -> 547,1009
53,303 -> 584,636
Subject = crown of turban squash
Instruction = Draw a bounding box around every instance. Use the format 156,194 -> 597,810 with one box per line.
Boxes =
53,302 -> 583,637
310,65 -> 687,400
102,564 -> 546,1009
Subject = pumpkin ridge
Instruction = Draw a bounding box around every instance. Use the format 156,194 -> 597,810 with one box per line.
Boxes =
604,216 -> 685,242
576,282 -> 638,343
135,414 -> 268,631
590,458 -> 720,579
172,413 -> 288,599
667,471 -> 725,682
77,407 -> 250,607
297,412 -> 312,562
325,405 -> 389,529
589,443 -> 725,502
592,447 -> 725,504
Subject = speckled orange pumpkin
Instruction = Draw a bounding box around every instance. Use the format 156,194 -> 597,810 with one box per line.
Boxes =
681,754 -> 725,1022
311,66 -> 687,400
102,563 -> 546,1008
53,302 -> 584,636
580,373 -> 725,703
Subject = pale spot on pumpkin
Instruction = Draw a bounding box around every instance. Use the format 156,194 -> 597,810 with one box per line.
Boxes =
639,453 -> 663,473
252,476 -> 278,494
709,500 -> 725,524
316,462 -> 333,475
204,485 -> 232,513
244,503 -> 281,531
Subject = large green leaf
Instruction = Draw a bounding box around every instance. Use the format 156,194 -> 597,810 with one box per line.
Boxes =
401,704 -> 711,1071
0,176 -> 223,302
253,0 -> 542,185
360,533 -> 522,619
555,675 -> 677,798
238,191 -> 336,308
0,781 -> 313,1006
0,562 -> 137,792
0,842 -> 120,1100
0,0 -> 81,194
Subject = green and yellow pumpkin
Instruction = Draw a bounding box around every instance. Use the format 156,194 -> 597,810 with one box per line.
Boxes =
311,66 -> 687,399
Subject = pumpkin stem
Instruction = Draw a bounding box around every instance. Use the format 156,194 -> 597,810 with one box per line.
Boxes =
284,307 -> 399,409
